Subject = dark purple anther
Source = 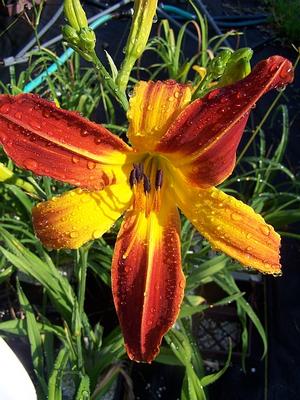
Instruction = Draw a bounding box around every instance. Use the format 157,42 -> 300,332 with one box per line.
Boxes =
143,174 -> 151,193
135,163 -> 144,182
155,169 -> 163,189
129,168 -> 137,187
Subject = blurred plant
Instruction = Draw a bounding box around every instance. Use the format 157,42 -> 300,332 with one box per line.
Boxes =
268,0 -> 300,43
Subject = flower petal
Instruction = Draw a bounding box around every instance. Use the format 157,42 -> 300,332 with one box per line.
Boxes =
111,195 -> 185,362
157,56 -> 294,187
0,94 -> 133,189
127,80 -> 192,151
32,183 -> 132,249
174,177 -> 280,274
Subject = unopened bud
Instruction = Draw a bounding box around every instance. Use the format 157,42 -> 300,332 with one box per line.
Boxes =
219,48 -> 253,87
62,24 -> 80,46
64,0 -> 88,31
79,27 -> 96,51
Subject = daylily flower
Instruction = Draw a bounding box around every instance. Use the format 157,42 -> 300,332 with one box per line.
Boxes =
0,55 -> 293,362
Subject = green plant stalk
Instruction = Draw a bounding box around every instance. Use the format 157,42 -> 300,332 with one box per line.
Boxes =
0,163 -> 36,193
116,0 -> 158,93
78,246 -> 89,316
91,50 -> 128,111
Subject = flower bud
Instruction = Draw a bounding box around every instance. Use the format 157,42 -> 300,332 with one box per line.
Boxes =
116,0 -> 158,91
78,27 -> 96,52
64,0 -> 88,31
219,48 -> 253,87
62,24 -> 80,46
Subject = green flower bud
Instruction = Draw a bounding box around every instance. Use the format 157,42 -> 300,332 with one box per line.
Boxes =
64,0 -> 88,31
62,24 -> 80,46
78,27 -> 96,51
219,48 -> 253,87
208,49 -> 232,80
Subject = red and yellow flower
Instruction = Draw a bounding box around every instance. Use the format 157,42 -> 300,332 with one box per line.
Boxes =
0,55 -> 293,362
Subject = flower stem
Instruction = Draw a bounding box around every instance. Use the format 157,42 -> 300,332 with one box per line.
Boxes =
78,246 -> 89,316
90,51 -> 129,111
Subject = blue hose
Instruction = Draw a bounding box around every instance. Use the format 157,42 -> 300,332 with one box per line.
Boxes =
23,14 -> 112,93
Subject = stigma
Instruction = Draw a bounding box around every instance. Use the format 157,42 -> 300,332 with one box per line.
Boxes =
129,161 -> 164,215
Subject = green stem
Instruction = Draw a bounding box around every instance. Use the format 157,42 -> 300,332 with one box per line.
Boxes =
91,51 -> 129,111
78,246 -> 89,316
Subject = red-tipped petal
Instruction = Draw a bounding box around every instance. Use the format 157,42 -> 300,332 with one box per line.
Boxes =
111,195 -> 185,362
157,56 -> 294,187
0,94 -> 132,189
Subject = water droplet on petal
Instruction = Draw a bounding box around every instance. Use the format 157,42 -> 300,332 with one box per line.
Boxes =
70,231 -> 78,238
14,111 -> 22,120
24,158 -> 38,169
260,225 -> 270,236
231,212 -> 241,221
30,120 -> 41,129
87,161 -> 96,170
81,129 -> 89,137
72,156 -> 80,164
92,230 -> 101,239
0,104 -> 11,113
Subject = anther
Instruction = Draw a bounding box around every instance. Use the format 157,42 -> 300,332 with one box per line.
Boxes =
155,169 -> 163,190
129,168 -> 137,187
134,163 -> 144,182
143,174 -> 151,193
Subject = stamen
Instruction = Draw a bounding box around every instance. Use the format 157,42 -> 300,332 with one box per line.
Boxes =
134,163 -> 144,182
143,174 -> 151,194
129,168 -> 137,188
155,169 -> 163,190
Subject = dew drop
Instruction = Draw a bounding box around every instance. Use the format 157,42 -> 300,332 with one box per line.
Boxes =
0,103 -> 11,113
92,230 -> 101,239
24,158 -> 38,169
276,84 -> 287,92
260,225 -> 270,236
72,156 -> 80,164
231,212 -> 241,221
94,137 -> 102,144
14,111 -> 22,120
29,120 -> 41,130
87,161 -> 96,170
69,231 -> 79,238
81,129 -> 89,137
174,91 -> 180,98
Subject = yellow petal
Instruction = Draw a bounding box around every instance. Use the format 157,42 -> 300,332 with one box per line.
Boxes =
32,184 -> 132,249
174,175 -> 280,274
127,80 -> 192,151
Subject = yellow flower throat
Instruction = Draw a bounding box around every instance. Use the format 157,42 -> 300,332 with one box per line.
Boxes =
129,156 -> 164,216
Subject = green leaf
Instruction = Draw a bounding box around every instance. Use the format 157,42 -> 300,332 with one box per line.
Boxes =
17,280 -> 47,396
0,227 -> 74,322
104,50 -> 118,82
48,346 -> 70,400
76,375 -> 90,400
0,265 -> 13,284
200,339 -> 232,386
186,255 -> 228,289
